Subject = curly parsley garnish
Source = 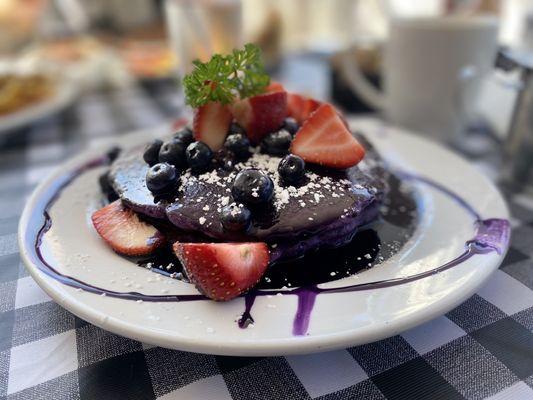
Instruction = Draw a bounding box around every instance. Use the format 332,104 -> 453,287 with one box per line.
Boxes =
183,43 -> 270,108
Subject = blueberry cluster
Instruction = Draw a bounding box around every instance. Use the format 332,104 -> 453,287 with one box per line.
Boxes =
223,118 -> 306,232
261,118 -> 306,185
142,119 -> 307,233
143,127 -> 214,194
223,152 -> 305,232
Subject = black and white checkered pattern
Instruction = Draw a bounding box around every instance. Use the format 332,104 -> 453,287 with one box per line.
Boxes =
1,82 -> 532,400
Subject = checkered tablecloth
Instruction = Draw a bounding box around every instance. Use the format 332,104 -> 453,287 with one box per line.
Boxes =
1,82 -> 532,400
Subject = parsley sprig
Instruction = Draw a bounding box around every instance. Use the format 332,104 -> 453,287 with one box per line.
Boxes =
183,43 -> 270,108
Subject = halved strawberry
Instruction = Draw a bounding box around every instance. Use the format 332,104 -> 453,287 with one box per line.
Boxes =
265,81 -> 285,93
287,93 -> 322,124
303,97 -> 322,118
287,93 -> 306,122
290,103 -> 365,169
92,200 -> 165,256
231,91 -> 287,144
193,101 -> 232,151
173,242 -> 269,301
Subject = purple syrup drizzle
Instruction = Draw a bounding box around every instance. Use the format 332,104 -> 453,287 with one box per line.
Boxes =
468,218 -> 510,255
238,291 -> 257,328
292,287 -> 318,336
25,154 -> 510,336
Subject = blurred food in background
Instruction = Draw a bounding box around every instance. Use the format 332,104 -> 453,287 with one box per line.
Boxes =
0,56 -> 79,134
0,72 -> 53,115
0,0 -> 47,54
0,0 -> 530,149
23,35 -> 126,90
117,39 -> 176,80
30,36 -> 103,64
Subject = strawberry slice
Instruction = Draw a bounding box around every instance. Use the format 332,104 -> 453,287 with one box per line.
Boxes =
231,91 -> 287,144
173,242 -> 270,301
287,93 -> 322,124
287,93 -> 306,123
303,97 -> 322,118
92,200 -> 165,256
193,101 -> 232,151
265,81 -> 285,93
290,103 -> 365,169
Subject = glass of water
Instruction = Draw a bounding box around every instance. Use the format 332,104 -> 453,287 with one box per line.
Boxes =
164,0 -> 243,79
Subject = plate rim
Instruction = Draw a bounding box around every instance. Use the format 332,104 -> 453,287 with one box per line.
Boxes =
17,119 -> 511,356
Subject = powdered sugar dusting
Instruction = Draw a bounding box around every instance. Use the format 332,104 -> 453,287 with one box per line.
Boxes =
178,150 -> 372,226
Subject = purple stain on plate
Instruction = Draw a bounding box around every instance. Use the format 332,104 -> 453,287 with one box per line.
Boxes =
292,287 -> 319,336
469,218 -> 511,255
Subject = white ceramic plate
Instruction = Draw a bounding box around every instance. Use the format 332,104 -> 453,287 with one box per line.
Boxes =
18,118 -> 510,356
0,78 -> 77,135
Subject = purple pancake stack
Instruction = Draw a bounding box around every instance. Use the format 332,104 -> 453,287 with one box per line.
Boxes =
108,135 -> 389,263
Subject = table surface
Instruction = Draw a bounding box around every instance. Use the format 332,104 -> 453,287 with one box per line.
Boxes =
1,82 -> 532,400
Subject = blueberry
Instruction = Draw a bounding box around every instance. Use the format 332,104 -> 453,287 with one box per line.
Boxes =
224,133 -> 250,158
220,203 -> 252,231
143,139 -> 163,166
186,141 -> 213,171
98,172 -> 118,202
173,127 -> 194,146
261,129 -> 292,155
278,154 -> 305,185
106,146 -> 122,163
282,117 -> 299,135
146,162 -> 177,193
229,122 -> 246,136
159,139 -> 187,168
214,148 -> 235,171
232,169 -> 274,205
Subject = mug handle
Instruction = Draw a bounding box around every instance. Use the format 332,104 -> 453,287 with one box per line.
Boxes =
339,45 -> 387,110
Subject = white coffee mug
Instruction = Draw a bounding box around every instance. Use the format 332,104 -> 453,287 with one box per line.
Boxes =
341,16 -> 499,142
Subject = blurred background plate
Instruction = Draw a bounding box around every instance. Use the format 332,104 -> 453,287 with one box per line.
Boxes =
0,75 -> 77,135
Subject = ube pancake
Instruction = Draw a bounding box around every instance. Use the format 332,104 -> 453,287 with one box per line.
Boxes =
109,148 -> 168,219
109,134 -> 388,244
166,149 -> 386,241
